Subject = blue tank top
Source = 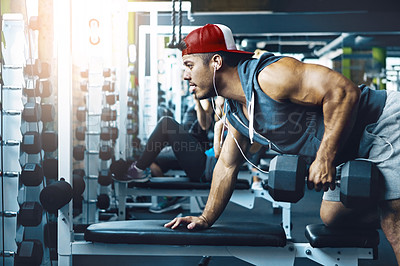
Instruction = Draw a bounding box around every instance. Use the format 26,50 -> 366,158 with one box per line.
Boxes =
226,53 -> 387,164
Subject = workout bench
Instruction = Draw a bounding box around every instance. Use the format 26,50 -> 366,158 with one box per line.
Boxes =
115,170 -> 293,238
71,220 -> 379,266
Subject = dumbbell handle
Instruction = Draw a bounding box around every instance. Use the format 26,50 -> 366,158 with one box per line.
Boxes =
304,165 -> 343,185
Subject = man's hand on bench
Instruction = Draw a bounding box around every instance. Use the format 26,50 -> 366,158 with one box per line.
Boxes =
164,215 -> 209,230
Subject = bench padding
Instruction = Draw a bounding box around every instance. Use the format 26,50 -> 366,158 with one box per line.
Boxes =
305,224 -> 380,248
84,220 -> 286,247
128,178 -> 250,190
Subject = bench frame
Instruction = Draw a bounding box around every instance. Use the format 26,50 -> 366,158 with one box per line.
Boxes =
68,240 -> 374,266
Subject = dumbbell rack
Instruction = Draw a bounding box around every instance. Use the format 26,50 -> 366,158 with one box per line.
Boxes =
1,13 -> 24,265
76,61 -> 119,224
1,13 -> 60,265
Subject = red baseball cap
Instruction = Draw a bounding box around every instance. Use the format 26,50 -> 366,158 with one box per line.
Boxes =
182,24 -> 254,56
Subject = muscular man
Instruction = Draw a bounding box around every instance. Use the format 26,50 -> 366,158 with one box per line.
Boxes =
164,24 -> 400,263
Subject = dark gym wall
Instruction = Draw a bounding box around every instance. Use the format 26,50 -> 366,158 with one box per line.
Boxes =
133,0 -> 400,12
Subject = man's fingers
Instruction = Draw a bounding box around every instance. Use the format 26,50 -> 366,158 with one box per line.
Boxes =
187,222 -> 196,230
171,218 -> 184,229
164,218 -> 177,228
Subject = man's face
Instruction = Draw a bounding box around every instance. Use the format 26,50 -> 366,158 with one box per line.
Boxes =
182,54 -> 216,99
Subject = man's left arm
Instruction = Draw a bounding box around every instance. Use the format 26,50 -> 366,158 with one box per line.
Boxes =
258,57 -> 360,191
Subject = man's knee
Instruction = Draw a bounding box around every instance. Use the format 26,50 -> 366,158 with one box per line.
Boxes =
320,200 -> 347,226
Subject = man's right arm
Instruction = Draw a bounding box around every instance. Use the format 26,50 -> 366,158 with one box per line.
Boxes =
165,120 -> 248,229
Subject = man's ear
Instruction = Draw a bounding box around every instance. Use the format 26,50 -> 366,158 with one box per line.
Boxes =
212,54 -> 222,70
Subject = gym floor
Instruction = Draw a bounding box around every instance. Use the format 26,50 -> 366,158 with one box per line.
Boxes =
74,188 -> 398,265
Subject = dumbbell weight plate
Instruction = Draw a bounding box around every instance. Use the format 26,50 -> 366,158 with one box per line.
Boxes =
14,240 -> 43,266
41,131 -> 58,152
18,201 -> 43,227
100,127 -> 111,141
97,194 -> 110,210
268,155 -> 307,203
39,79 -> 53,98
99,145 -> 113,161
98,169 -> 112,186
75,126 -> 86,141
21,163 -> 44,186
43,158 -> 58,180
21,131 -> 42,154
76,106 -> 87,122
41,103 -> 55,122
22,102 -> 41,122
340,160 -> 379,208
73,145 -> 85,161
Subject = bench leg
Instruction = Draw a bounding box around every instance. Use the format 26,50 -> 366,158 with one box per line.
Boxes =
294,243 -> 374,266
190,196 -> 203,213
117,183 -> 127,221
228,245 -> 296,266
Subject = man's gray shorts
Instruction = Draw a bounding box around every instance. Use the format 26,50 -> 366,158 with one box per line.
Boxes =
323,90 -> 400,202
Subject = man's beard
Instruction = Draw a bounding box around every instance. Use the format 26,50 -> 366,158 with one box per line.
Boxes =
197,87 -> 217,100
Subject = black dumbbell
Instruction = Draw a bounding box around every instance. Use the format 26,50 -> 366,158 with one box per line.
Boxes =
24,59 -> 41,77
43,158 -> 58,180
105,93 -> 117,105
97,194 -> 110,210
80,69 -> 88,78
21,163 -> 44,186
110,127 -> 118,140
39,79 -> 53,98
128,97 -> 135,107
75,126 -> 86,141
100,127 -> 111,141
76,106 -> 87,122
41,103 -> 55,122
127,112 -> 137,120
38,62 -> 51,79
41,131 -> 58,152
98,169 -> 112,186
24,78 -> 42,97
101,107 -> 117,121
73,145 -> 85,161
99,145 -> 113,161
18,201 -> 43,227
103,68 -> 111,77
267,155 -> 379,208
72,169 -> 86,197
73,168 -> 85,178
80,80 -> 88,92
102,80 -> 111,92
109,159 -> 129,180
22,102 -> 41,122
21,131 -> 41,154
43,222 -> 57,249
100,127 -> 118,141
14,240 -> 43,266
40,179 -> 73,213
